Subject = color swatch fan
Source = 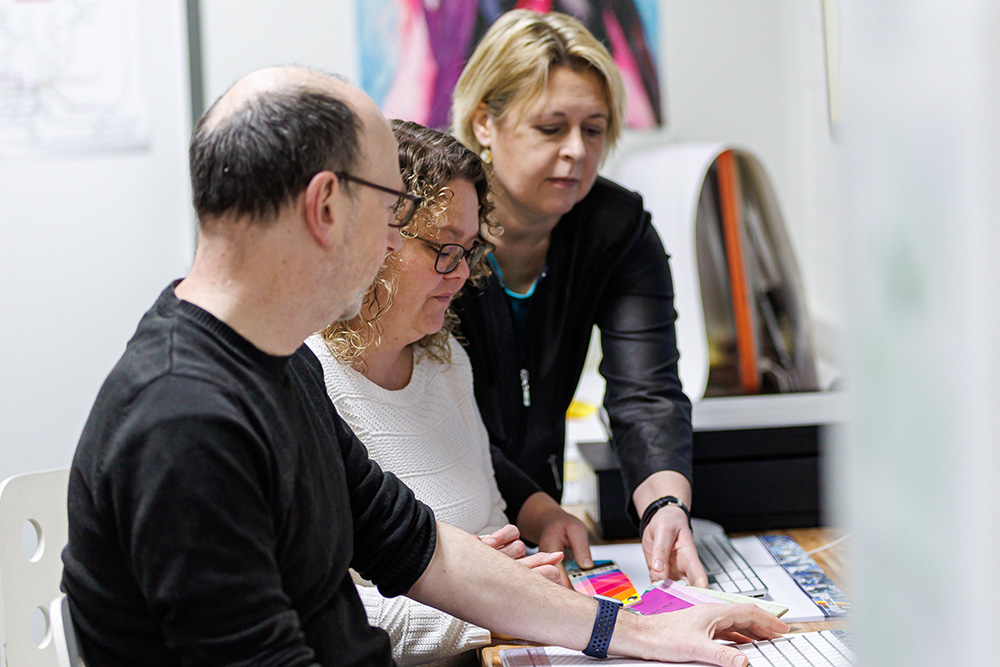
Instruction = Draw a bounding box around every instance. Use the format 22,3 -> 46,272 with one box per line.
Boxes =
564,559 -> 642,605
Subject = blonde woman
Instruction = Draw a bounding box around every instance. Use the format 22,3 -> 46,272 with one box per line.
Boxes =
451,10 -> 708,588
304,121 -> 567,666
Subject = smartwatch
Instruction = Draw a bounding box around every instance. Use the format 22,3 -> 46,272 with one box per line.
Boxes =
582,596 -> 622,659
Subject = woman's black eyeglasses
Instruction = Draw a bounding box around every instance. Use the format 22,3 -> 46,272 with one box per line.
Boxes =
402,231 -> 494,274
334,172 -> 422,228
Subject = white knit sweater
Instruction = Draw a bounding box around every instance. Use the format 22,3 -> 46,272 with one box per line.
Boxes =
305,334 -> 507,666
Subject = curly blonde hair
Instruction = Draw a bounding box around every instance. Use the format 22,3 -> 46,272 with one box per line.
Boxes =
319,120 -> 499,370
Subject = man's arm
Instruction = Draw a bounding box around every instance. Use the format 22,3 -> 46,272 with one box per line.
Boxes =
408,522 -> 788,667
290,346 -> 437,596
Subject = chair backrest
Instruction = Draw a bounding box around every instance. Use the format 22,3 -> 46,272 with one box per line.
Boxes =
0,467 -> 71,667
49,595 -> 84,667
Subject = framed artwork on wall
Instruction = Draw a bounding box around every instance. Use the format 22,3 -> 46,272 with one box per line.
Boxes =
358,0 -> 664,130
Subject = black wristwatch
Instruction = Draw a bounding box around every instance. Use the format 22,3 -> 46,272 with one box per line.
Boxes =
639,495 -> 691,539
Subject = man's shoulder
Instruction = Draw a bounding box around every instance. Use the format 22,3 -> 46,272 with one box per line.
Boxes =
80,287 -> 282,460
82,336 -> 252,460
94,288 -> 190,409
287,344 -> 354,445
108,296 -> 235,405
288,343 -> 327,398
300,334 -> 354,396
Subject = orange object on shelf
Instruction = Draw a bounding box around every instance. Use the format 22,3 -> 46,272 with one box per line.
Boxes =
716,150 -> 760,393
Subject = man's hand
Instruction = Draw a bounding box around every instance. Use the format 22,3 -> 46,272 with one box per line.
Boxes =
628,603 -> 789,667
641,506 -> 708,587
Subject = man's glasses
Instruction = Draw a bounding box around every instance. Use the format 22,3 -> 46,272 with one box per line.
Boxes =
334,172 -> 422,228
402,231 -> 494,275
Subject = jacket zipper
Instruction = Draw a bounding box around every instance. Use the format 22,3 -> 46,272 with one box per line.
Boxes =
520,368 -> 531,407
548,453 -> 562,492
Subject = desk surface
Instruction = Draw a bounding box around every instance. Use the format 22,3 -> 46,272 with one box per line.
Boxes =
480,526 -> 849,667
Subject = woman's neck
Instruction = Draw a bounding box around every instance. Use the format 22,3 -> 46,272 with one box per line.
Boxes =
489,192 -> 560,294
358,339 -> 414,391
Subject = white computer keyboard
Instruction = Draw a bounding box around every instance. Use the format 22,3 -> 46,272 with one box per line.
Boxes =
695,529 -> 769,597
739,631 -> 854,666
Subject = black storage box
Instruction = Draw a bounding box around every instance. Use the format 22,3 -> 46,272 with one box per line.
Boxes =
575,394 -> 841,537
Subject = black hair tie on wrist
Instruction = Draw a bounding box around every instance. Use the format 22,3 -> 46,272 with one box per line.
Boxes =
638,495 -> 691,539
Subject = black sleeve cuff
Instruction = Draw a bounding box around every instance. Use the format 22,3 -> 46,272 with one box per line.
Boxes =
490,444 -> 543,524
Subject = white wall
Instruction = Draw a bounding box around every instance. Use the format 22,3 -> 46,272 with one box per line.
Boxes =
199,0 -> 359,105
199,1 -> 841,329
1,3 -> 839,472
651,1 -> 842,336
0,2 -> 194,481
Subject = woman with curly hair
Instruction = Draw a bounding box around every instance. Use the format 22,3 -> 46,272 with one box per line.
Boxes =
304,120 -> 567,666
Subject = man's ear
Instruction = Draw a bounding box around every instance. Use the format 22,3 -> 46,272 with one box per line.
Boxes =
303,171 -> 339,247
471,102 -> 492,148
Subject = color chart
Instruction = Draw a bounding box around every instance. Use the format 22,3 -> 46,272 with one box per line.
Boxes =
564,560 -> 642,605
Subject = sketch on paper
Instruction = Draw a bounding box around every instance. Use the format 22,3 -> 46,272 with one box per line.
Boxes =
0,0 -> 150,156
358,0 -> 664,131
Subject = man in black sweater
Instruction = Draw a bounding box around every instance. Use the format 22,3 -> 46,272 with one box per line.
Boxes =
62,66 -> 786,666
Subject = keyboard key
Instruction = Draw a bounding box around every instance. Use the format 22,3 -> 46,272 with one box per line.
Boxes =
695,532 -> 768,597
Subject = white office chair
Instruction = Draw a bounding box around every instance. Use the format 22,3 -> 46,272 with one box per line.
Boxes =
0,467 -> 71,667
49,594 -> 85,667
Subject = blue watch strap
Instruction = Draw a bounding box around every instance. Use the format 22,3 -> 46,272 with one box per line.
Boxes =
582,597 -> 622,659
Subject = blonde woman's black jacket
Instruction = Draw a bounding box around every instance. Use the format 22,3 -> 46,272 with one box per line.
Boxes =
452,177 -> 693,525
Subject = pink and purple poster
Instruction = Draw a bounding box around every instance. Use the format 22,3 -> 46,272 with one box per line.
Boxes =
358,0 -> 664,131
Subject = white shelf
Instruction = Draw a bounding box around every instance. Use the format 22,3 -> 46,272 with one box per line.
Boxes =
692,391 -> 847,431
570,368 -> 846,440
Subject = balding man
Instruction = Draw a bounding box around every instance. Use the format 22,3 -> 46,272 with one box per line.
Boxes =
62,67 -> 786,667
62,66 -> 420,666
